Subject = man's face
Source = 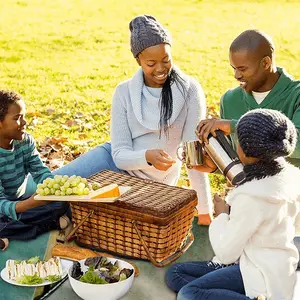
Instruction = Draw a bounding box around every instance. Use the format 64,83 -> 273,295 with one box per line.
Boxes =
229,50 -> 269,93
137,44 -> 173,88
0,100 -> 27,142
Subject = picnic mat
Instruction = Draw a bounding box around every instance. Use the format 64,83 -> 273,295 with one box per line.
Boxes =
1,219 -> 299,300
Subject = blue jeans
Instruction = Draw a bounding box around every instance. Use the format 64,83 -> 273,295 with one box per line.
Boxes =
54,142 -> 124,177
295,237 -> 300,269
0,201 -> 70,240
165,261 -> 253,300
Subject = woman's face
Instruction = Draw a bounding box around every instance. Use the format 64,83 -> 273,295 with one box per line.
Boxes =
137,43 -> 172,88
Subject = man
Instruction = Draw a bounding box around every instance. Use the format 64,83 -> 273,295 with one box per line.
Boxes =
197,29 -> 300,169
196,29 -> 300,267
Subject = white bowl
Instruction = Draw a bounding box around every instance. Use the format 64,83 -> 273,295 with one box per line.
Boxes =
68,257 -> 134,300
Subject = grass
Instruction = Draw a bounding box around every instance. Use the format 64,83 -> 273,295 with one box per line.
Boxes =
1,0 -> 300,192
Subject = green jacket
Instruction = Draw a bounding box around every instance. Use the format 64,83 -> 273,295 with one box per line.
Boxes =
221,67 -> 300,167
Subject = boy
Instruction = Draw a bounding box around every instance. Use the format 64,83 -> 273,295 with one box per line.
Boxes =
0,90 -> 70,249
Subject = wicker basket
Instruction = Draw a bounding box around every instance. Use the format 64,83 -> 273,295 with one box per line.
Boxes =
70,170 -> 197,267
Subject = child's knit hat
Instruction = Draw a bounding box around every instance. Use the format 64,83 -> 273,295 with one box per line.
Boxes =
237,108 -> 297,160
129,15 -> 171,57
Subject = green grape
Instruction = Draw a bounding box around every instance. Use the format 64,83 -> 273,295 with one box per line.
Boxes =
53,184 -> 60,190
60,186 -> 66,192
83,188 -> 90,195
66,188 -> 73,195
40,190 -> 46,196
77,189 -> 84,195
72,187 -> 78,194
70,181 -> 78,187
78,182 -> 85,190
60,191 -> 66,196
55,190 -> 61,196
43,178 -> 51,185
62,175 -> 68,181
47,182 -> 54,188
36,188 -> 43,195
37,184 -> 43,189
44,188 -> 50,195
81,178 -> 88,185
92,183 -> 101,190
50,188 -> 55,195
63,182 -> 70,188
54,175 -> 62,183
69,175 -> 76,181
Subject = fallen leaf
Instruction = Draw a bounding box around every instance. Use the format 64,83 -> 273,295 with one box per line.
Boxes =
47,108 -> 56,115
83,122 -> 93,130
50,137 -> 69,144
65,120 -> 76,127
74,112 -> 85,118
78,133 -> 88,139
71,140 -> 88,146
27,112 -> 41,117
49,158 -> 65,170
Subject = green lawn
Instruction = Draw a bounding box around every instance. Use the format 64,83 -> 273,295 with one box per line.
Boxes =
1,0 -> 300,190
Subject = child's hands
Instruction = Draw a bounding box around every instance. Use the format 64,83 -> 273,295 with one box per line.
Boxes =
16,194 -> 50,213
213,194 -> 230,217
146,149 -> 176,171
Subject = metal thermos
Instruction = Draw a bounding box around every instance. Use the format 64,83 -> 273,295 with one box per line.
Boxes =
204,131 -> 245,185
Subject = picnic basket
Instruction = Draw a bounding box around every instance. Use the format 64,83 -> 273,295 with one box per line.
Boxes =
69,170 -> 197,267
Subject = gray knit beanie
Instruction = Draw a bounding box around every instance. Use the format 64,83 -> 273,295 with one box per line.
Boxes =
129,15 -> 172,57
237,109 -> 297,159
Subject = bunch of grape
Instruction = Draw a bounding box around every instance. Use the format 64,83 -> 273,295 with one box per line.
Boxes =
36,175 -> 90,196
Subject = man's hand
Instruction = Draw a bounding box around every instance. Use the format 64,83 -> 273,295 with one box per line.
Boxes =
16,194 -> 50,213
196,118 -> 232,144
213,194 -> 230,217
146,149 -> 176,171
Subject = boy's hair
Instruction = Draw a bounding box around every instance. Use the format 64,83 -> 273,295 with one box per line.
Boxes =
0,90 -> 22,121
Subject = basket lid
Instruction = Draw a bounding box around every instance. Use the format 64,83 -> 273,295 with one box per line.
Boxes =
88,170 -> 197,218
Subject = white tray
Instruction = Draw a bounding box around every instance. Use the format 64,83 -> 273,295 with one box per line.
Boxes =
34,186 -> 131,203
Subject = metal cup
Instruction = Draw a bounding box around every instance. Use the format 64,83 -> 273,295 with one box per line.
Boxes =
177,140 -> 203,168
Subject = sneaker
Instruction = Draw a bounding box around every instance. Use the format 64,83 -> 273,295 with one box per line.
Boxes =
0,238 -> 9,250
59,215 -> 71,230
197,213 -> 212,226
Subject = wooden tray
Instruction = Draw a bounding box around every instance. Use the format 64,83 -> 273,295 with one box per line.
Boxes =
34,186 -> 131,202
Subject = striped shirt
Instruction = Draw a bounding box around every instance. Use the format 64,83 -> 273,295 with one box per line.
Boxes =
0,133 -> 52,220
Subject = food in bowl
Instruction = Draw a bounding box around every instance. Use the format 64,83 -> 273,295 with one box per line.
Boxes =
70,256 -> 133,284
68,257 -> 134,300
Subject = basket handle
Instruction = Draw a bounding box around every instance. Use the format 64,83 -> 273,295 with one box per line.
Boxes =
65,210 -> 94,242
132,220 -> 194,267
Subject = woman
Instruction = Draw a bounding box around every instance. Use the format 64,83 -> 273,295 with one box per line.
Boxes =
52,15 -> 212,224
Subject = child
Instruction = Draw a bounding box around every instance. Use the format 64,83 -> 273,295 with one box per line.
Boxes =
0,90 -> 70,250
165,108 -> 300,300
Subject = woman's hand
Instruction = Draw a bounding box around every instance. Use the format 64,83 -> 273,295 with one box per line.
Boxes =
146,149 -> 176,171
196,118 -> 231,144
213,194 -> 230,217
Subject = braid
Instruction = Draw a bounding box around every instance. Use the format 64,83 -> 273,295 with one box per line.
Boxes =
159,69 -> 187,137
